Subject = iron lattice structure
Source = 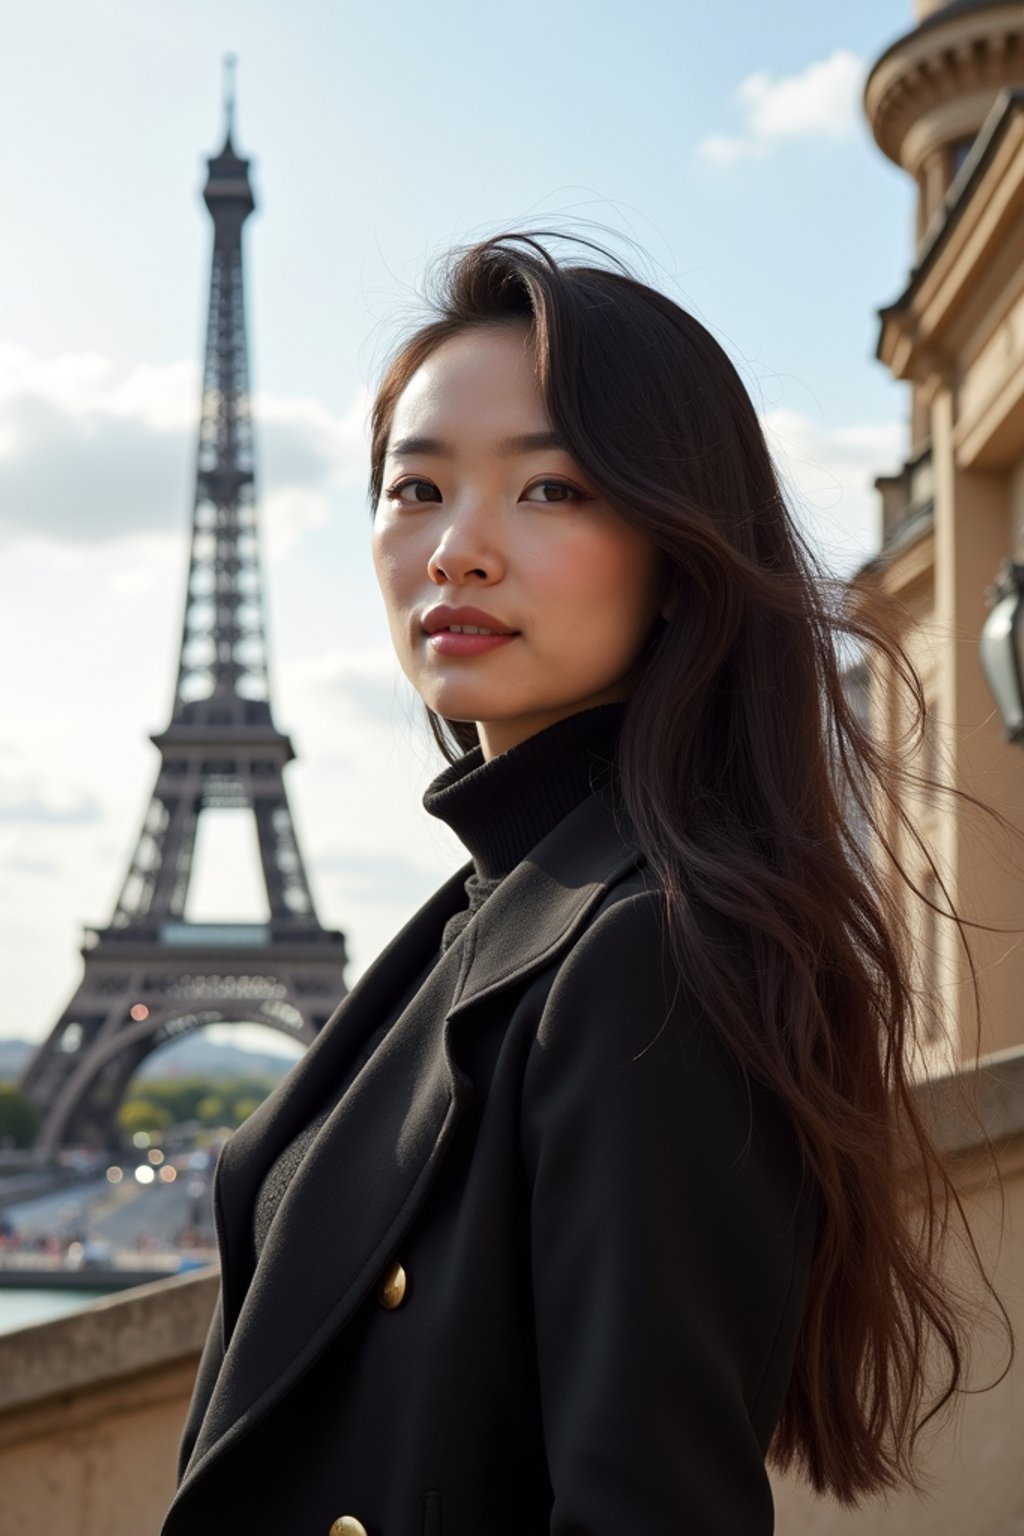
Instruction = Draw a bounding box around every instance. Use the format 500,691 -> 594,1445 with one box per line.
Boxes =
20,81 -> 347,1154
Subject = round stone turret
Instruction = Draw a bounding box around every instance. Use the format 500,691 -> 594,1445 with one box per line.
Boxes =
865,0 -> 1024,238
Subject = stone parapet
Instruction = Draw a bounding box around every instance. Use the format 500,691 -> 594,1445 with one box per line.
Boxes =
0,1053 -> 1021,1535
0,1266 -> 218,1420
0,1267 -> 218,1536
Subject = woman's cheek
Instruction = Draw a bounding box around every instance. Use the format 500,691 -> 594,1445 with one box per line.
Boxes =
373,531 -> 416,620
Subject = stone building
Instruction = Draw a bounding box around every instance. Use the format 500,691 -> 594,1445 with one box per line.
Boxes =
858,0 -> 1024,1067
764,5 -> 1024,1525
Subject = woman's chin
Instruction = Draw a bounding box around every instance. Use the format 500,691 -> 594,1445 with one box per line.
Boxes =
421,688 -> 515,726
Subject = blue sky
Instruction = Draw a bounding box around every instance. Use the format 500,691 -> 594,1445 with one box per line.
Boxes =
0,0 -> 922,1049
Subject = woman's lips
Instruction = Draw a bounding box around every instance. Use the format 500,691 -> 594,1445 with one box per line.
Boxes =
428,631 -> 518,657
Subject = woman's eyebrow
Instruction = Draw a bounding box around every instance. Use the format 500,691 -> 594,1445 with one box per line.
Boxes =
386,435 -> 448,458
498,430 -> 564,455
387,430 -> 565,458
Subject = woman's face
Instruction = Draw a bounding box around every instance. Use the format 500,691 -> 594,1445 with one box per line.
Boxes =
372,324 -> 669,759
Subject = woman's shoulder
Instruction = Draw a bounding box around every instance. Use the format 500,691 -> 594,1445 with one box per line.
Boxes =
530,874 -> 771,1117
521,871 -> 808,1203
523,874 -> 705,1075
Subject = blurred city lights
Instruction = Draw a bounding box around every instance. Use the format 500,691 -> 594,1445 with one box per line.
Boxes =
134,1165 -> 156,1185
159,1165 -> 177,1184
132,1131 -> 151,1148
129,1003 -> 149,1022
105,1166 -> 123,1184
147,1148 -> 165,1164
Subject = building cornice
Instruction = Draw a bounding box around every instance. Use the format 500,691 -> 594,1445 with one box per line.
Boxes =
853,514 -> 935,597
875,87 -> 1024,378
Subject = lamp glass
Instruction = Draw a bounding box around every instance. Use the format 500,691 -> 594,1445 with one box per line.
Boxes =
979,588 -> 1024,741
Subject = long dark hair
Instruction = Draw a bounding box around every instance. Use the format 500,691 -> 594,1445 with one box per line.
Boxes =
368,232 -> 1010,1503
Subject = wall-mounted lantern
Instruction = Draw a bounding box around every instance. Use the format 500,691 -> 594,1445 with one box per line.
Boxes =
980,560 -> 1024,743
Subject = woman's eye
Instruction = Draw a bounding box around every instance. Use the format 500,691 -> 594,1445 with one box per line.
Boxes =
522,479 -> 584,504
386,478 -> 441,504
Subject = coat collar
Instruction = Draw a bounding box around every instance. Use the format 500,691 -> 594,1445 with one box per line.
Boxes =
450,786 -> 642,1013
173,787 -> 642,1506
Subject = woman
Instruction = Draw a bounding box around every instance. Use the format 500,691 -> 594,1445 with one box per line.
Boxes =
162,233 -> 996,1536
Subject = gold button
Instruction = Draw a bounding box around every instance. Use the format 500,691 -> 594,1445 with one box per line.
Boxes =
329,1519 -> 368,1536
377,1259 -> 407,1310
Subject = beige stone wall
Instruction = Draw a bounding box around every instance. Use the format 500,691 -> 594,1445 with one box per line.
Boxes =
0,1269 -> 218,1536
860,81 -> 1024,1068
1010,457 -> 1024,553
772,1133 -> 1024,1534
0,1059 -> 1022,1536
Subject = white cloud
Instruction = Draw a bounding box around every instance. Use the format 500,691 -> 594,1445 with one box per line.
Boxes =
287,646 -> 407,721
761,406 -> 898,578
698,135 -> 755,167
0,343 -> 370,548
256,386 -> 371,486
0,738 -> 104,826
0,784 -> 102,825
106,359 -> 199,431
0,849 -> 59,877
103,553 -> 175,597
0,344 -> 119,415
697,50 -> 865,165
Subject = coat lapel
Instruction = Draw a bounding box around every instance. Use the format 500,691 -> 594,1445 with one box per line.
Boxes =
209,861 -> 473,1337
451,789 -> 644,1015
175,789 -> 643,1504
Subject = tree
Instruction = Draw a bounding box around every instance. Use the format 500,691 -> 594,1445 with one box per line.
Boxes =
121,1075 -> 277,1128
195,1094 -> 226,1127
117,1099 -> 173,1137
0,1086 -> 40,1149
229,1096 -> 263,1126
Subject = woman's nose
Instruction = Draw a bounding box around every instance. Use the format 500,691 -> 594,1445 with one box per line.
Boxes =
427,505 -> 504,586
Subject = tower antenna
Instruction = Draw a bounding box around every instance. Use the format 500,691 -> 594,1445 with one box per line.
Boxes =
223,52 -> 237,142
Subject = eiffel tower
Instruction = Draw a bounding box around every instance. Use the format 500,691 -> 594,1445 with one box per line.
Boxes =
20,65 -> 347,1156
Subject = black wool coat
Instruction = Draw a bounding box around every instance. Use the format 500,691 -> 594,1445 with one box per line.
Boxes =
162,788 -> 819,1536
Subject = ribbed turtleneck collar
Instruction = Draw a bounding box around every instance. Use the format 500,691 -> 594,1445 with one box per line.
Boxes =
422,702 -> 627,881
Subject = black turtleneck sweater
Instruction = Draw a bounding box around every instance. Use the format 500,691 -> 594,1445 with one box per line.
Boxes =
252,702 -> 626,1257
425,702 -> 626,952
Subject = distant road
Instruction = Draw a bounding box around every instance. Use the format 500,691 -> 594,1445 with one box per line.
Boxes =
1,1170 -> 216,1255
93,1175 -> 215,1249
0,1179 -> 111,1240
